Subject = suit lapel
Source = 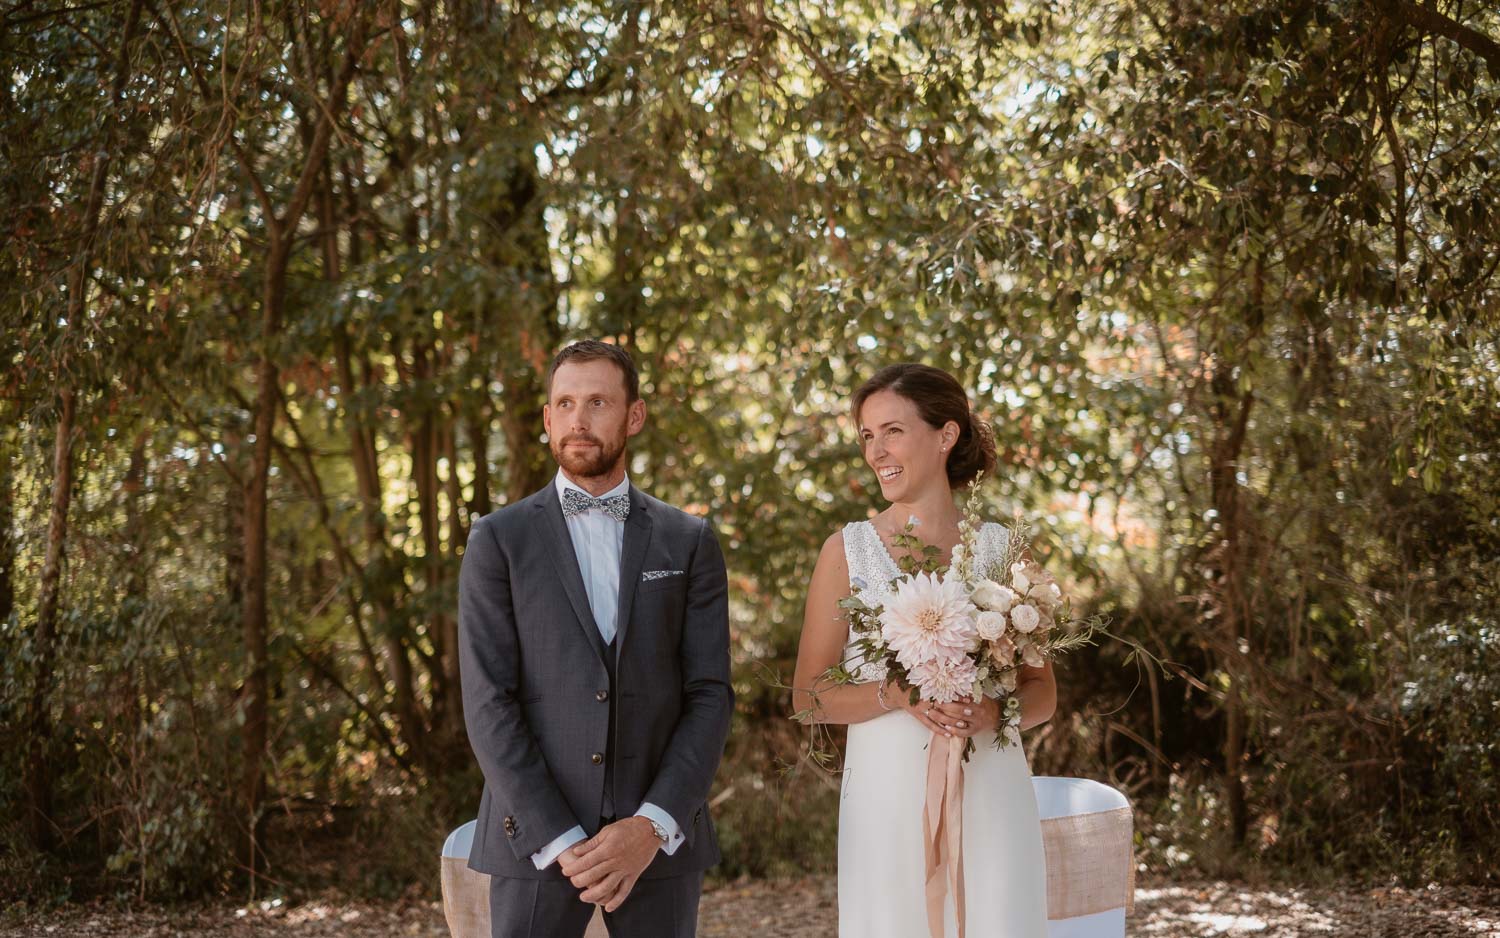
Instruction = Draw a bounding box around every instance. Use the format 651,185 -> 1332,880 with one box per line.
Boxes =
535,486 -> 609,664
612,486 -> 653,652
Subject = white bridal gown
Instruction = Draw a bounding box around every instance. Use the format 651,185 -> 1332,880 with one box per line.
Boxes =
838,520 -> 1049,938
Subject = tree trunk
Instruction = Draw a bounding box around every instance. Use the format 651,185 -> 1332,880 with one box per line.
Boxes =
123,432 -> 150,609
0,426 -> 14,630
1208,363 -> 1255,848
241,238 -> 288,883
439,413 -> 465,745
233,11 -> 371,886
118,430 -> 151,811
26,389 -> 79,850
499,356 -> 553,503
225,429 -> 246,610
493,161 -> 560,504
466,409 -> 493,518
408,340 -> 453,742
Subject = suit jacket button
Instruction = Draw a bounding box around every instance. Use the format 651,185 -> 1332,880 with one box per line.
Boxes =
503,816 -> 517,837
596,689 -> 609,702
694,809 -> 702,824
591,752 -> 604,765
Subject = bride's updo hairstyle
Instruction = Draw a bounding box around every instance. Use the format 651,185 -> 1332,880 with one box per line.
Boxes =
851,363 -> 997,489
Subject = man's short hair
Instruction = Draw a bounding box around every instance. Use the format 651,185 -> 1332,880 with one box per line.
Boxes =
547,340 -> 640,402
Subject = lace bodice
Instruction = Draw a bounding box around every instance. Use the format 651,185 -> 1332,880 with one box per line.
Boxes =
840,519 -> 1010,682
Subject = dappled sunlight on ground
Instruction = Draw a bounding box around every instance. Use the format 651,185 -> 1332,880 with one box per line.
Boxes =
3,878 -> 1497,936
1131,881 -> 1500,937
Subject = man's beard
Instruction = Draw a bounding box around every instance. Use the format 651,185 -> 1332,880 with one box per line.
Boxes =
551,432 -> 627,480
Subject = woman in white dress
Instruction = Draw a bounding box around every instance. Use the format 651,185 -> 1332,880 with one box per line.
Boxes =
793,363 -> 1054,938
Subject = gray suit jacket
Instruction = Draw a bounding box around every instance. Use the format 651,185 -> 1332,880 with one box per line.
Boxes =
459,481 -> 733,881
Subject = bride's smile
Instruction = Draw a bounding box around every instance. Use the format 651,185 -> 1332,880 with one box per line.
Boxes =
859,389 -> 957,505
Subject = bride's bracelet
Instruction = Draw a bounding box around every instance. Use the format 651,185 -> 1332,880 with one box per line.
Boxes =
876,682 -> 895,711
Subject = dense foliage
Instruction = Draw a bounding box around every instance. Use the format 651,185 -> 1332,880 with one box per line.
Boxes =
2,0 -> 1496,901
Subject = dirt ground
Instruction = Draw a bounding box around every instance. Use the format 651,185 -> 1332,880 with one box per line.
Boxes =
4,877 -> 1498,937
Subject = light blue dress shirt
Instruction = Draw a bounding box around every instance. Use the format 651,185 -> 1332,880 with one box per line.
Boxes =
530,471 -> 686,869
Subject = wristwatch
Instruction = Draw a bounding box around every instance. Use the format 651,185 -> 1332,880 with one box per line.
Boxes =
646,818 -> 670,845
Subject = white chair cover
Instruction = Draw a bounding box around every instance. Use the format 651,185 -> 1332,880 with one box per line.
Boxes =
440,778 -> 1132,938
1033,776 -> 1134,938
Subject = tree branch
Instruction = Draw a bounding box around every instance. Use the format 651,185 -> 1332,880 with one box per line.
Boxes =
150,0 -> 275,221
1382,0 -> 1500,75
282,9 -> 375,233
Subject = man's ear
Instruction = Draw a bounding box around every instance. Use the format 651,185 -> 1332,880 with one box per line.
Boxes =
627,399 -> 647,436
542,402 -> 552,436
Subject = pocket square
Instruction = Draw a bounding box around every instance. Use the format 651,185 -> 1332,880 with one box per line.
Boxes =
641,569 -> 684,582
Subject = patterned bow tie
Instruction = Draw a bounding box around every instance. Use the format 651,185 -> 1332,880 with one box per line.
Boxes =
561,487 -> 631,521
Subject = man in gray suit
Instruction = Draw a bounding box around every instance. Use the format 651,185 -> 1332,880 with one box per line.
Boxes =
459,340 -> 733,938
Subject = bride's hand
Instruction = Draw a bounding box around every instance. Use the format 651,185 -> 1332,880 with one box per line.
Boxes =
889,681 -> 957,737
931,697 -> 1000,738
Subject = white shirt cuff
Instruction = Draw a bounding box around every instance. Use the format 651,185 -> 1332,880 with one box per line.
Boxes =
635,802 -> 686,856
530,825 -> 586,869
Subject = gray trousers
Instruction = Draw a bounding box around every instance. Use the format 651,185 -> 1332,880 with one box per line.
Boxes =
488,871 -> 704,938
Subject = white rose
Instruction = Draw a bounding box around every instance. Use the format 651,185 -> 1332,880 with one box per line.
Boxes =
976,610 -> 1008,641
1011,603 -> 1040,633
972,580 -> 1017,613
1010,562 -> 1031,594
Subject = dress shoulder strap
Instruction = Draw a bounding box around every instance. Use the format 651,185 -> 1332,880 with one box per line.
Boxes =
841,520 -> 887,589
974,521 -> 1012,580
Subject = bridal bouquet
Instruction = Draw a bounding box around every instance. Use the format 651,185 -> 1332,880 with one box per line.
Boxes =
833,482 -> 1099,757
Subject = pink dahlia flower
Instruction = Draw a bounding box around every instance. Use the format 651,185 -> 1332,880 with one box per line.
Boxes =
878,571 -> 979,668
908,654 -> 979,704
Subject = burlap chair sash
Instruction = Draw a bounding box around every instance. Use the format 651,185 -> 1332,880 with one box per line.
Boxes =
441,854 -> 491,938
1039,805 -> 1135,919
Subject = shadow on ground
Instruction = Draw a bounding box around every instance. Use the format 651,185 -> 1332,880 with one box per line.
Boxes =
3,878 -> 1497,937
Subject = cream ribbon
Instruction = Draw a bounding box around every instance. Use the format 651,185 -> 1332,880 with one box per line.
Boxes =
923,732 -> 967,938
